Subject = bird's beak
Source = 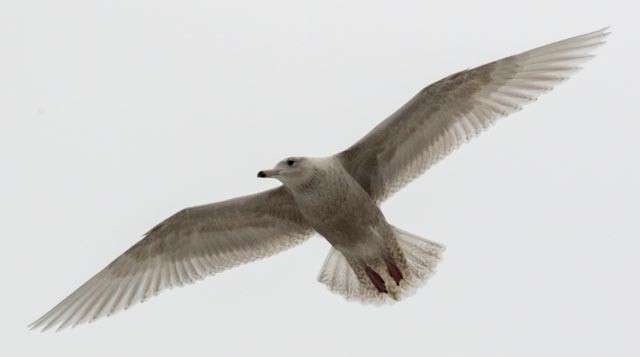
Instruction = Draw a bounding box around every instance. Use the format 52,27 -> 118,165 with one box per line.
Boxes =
257,169 -> 281,178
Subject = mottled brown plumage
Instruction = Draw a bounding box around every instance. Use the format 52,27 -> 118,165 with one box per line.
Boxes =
31,28 -> 608,331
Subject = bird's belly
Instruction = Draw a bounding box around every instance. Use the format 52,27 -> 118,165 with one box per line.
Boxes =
300,194 -> 385,254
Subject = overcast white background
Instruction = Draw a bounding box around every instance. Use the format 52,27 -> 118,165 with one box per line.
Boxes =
2,0 -> 639,356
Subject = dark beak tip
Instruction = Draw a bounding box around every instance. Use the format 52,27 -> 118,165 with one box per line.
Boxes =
257,171 -> 266,178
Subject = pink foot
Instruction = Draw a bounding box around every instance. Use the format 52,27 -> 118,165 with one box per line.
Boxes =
386,260 -> 404,285
365,266 -> 387,293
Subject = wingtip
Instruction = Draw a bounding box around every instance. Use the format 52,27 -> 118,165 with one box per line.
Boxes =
591,26 -> 611,35
578,26 -> 611,41
27,323 -> 48,333
595,26 -> 612,39
27,318 -> 45,332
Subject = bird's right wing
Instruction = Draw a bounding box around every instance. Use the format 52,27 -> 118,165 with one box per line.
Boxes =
30,186 -> 313,332
338,28 -> 609,203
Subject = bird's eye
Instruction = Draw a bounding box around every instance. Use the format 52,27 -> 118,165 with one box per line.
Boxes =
287,159 -> 296,166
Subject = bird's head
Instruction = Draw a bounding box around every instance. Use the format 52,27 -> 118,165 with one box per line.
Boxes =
257,156 -> 317,187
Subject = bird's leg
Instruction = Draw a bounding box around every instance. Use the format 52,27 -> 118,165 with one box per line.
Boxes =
386,260 -> 404,286
364,266 -> 387,293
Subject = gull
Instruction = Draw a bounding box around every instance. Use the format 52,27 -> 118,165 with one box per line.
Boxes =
30,28 -> 609,331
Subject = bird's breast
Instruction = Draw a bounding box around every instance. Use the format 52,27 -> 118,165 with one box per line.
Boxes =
291,170 -> 384,249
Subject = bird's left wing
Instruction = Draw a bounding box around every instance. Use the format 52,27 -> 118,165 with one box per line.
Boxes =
338,28 -> 609,203
30,186 -> 312,332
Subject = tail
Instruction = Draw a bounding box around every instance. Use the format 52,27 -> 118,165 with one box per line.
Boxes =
317,225 -> 445,304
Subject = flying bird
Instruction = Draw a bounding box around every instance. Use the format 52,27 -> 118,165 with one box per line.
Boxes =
30,28 -> 609,331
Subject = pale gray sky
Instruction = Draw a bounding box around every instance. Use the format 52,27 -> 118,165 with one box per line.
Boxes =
2,1 -> 639,356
